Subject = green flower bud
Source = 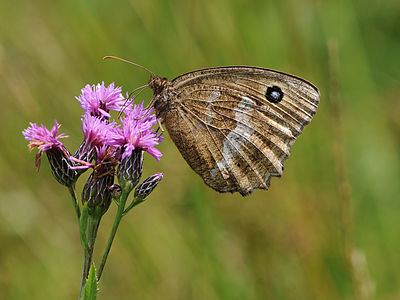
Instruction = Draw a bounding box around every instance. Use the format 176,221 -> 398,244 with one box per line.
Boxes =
46,148 -> 78,186
82,167 -> 114,216
134,173 -> 163,202
117,148 -> 143,190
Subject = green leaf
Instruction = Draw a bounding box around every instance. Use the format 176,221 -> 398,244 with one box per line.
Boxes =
81,264 -> 98,300
80,203 -> 89,251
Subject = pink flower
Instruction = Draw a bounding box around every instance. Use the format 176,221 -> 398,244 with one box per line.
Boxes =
71,114 -> 120,169
76,82 -> 125,118
22,120 -> 67,153
22,121 -> 76,181
112,101 -> 163,161
81,114 -> 119,149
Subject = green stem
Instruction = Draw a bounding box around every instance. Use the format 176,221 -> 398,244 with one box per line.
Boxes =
86,209 -> 102,277
97,189 -> 129,280
68,184 -> 81,220
79,251 -> 89,300
122,198 -> 143,216
79,207 -> 102,298
78,204 -> 89,300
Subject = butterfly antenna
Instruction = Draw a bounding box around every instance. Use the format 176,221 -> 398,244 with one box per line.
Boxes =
103,56 -> 157,113
103,56 -> 156,77
118,84 -> 150,118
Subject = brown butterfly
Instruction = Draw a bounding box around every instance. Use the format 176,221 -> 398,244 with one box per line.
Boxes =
106,58 -> 320,196
148,66 -> 320,196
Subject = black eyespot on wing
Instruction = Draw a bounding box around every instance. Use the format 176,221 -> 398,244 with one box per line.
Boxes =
266,86 -> 283,103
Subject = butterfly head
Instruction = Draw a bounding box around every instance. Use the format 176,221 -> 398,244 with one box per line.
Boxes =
148,75 -> 172,120
148,75 -> 170,95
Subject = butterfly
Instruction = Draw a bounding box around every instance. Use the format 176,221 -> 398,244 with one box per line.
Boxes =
146,66 -> 320,196
105,58 -> 320,196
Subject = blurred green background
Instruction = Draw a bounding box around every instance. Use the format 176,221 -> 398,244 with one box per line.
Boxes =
1,0 -> 400,299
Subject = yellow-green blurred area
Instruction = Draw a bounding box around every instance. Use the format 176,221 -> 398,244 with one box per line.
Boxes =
1,0 -> 400,299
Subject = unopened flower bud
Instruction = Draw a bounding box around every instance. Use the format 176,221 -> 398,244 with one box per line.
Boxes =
46,148 -> 78,186
117,148 -> 143,189
109,184 -> 122,198
134,173 -> 163,202
82,168 -> 114,216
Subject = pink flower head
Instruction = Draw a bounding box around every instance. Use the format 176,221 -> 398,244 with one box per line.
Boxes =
70,114 -> 120,170
112,101 -> 163,161
76,82 -> 125,118
22,120 -> 67,153
22,120 -> 70,169
81,113 -> 119,150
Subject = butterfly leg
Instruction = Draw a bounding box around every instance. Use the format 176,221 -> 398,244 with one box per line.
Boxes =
157,117 -> 165,133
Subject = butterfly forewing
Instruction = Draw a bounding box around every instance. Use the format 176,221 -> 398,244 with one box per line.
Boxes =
154,66 -> 320,195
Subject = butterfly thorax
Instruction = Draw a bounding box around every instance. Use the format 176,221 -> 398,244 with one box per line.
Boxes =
149,75 -> 175,121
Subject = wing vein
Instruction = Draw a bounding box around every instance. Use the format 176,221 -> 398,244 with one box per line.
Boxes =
184,99 -> 294,141
177,104 -> 243,189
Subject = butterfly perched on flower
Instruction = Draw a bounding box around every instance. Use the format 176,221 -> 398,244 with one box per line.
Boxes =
107,57 -> 320,196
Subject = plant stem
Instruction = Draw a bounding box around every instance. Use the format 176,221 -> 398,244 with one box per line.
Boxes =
68,184 -> 81,220
122,199 -> 143,216
78,204 -> 89,300
97,189 -> 129,280
79,251 -> 89,300
86,209 -> 102,276
79,207 -> 102,298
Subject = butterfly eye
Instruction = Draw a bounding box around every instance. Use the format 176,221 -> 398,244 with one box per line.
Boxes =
266,86 -> 283,103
